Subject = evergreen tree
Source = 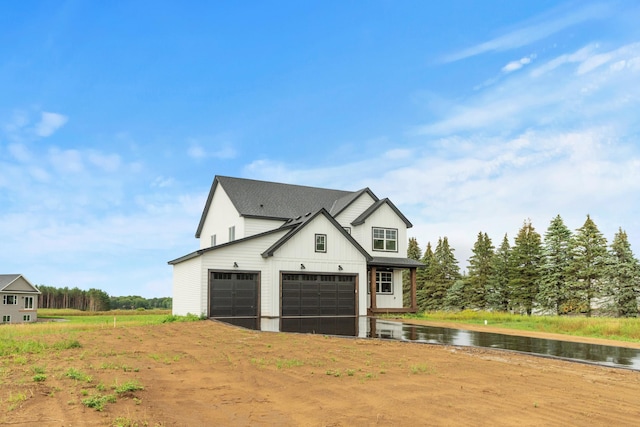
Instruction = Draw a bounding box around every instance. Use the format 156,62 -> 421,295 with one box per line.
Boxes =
537,215 -> 573,314
568,215 -> 608,317
417,242 -> 435,291
606,228 -> 640,317
486,234 -> 511,311
509,220 -> 542,315
466,232 -> 494,309
403,237 -> 422,306
418,237 -> 459,311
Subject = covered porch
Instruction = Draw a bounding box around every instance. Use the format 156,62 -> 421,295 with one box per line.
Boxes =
367,257 -> 424,315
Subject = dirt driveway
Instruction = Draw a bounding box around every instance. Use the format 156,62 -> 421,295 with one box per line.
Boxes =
3,319 -> 640,426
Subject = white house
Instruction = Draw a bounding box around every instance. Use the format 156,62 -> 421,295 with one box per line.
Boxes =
169,176 -> 422,319
0,274 -> 41,324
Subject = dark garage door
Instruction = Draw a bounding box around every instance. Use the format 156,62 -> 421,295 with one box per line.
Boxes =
209,272 -> 259,317
281,274 -> 356,317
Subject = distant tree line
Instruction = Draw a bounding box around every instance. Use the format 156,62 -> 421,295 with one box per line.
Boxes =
404,214 -> 640,317
110,295 -> 172,310
37,286 -> 172,311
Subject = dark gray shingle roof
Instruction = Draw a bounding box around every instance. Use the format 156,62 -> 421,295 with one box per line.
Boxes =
196,176 -> 376,237
369,257 -> 424,268
0,274 -> 20,289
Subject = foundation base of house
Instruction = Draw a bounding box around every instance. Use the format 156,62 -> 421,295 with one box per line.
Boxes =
368,307 -> 418,315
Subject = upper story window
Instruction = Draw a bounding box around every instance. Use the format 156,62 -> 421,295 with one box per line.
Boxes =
229,226 -> 235,242
372,227 -> 397,252
315,234 -> 327,253
211,234 -> 217,247
3,295 -> 17,305
24,296 -> 34,309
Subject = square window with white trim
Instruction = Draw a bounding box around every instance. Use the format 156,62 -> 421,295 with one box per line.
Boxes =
315,234 -> 327,253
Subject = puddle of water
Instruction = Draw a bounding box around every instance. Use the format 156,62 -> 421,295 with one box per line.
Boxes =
212,316 -> 640,371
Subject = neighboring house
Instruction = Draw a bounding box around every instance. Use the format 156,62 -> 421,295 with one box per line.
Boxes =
0,274 -> 41,324
169,176 -> 423,320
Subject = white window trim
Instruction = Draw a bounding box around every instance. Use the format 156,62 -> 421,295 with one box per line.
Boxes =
229,226 -> 235,242
24,296 -> 34,309
23,314 -> 31,322
1,315 -> 10,323
315,234 -> 327,253
372,227 -> 398,252
3,295 -> 18,305
211,234 -> 217,246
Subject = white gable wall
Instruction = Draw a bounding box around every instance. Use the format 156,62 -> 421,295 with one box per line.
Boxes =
334,192 -> 377,227
358,203 -> 408,258
267,214 -> 369,316
199,184 -> 244,249
245,217 -> 286,236
172,256 -> 203,316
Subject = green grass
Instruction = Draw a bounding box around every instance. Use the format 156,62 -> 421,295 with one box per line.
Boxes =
395,310 -> 640,343
81,393 -> 116,411
0,310 -> 200,358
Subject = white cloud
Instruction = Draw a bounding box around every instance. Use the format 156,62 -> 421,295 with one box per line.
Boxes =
34,112 -> 68,137
502,55 -> 535,73
442,3 -> 609,63
49,147 -> 84,173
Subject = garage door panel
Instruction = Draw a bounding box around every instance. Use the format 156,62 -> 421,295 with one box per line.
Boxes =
210,272 -> 258,318
281,273 -> 355,317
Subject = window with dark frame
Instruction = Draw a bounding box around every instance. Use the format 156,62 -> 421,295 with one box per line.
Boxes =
367,269 -> 394,294
315,234 -> 327,253
372,227 -> 398,252
3,295 -> 17,305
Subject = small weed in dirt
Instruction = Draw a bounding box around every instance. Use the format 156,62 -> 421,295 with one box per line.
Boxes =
113,416 -> 139,427
53,339 -> 82,350
410,364 -> 431,375
6,390 -> 28,411
32,373 -> 47,382
325,369 -> 341,377
346,369 -> 356,376
113,380 -> 144,394
96,381 -> 106,391
275,358 -> 304,369
65,367 -> 92,383
82,393 -> 116,411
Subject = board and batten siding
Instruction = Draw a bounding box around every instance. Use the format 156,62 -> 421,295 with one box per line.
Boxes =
199,184 -> 243,249
374,270 -> 403,309
360,203 -> 408,258
266,214 -> 369,316
197,229 -> 289,317
334,192 -> 376,244
172,256 -> 203,316
244,217 -> 286,237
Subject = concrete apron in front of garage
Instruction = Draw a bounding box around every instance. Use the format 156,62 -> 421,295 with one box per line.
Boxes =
211,316 -> 640,371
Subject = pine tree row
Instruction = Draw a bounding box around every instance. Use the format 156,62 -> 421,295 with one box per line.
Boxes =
405,215 -> 640,317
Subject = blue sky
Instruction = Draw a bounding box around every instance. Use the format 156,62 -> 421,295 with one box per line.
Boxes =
2,1 -> 640,298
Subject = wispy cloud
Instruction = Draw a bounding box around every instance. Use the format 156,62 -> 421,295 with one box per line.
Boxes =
418,41 -> 640,136
442,2 -> 610,63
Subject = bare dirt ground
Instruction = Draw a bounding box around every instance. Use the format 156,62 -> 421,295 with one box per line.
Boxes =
3,319 -> 640,427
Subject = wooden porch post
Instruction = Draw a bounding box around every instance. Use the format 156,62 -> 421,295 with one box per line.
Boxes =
410,267 -> 417,311
370,266 -> 377,312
